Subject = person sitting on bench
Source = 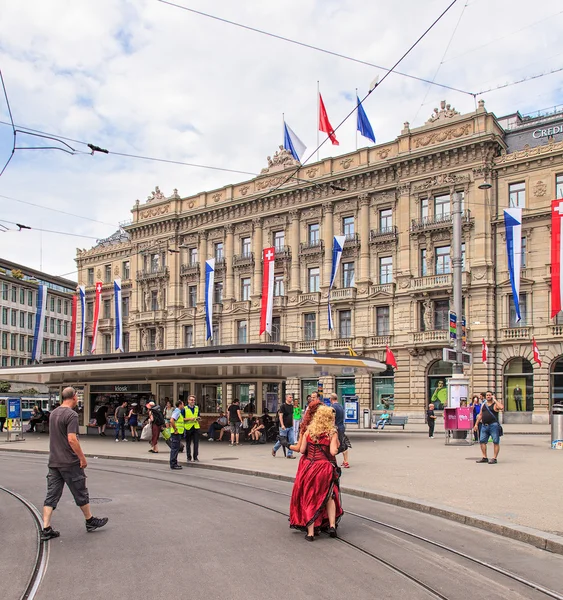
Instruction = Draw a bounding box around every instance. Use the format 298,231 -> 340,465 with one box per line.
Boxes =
206,411 -> 228,442
374,411 -> 390,430
249,418 -> 265,444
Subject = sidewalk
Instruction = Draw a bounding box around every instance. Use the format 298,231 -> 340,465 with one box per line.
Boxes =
1,426 -> 561,549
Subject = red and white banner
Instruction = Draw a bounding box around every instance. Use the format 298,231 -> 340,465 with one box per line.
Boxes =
551,198 -> 563,317
91,281 -> 102,353
481,339 -> 488,364
385,345 -> 397,369
69,293 -> 78,357
532,337 -> 542,367
259,247 -> 275,336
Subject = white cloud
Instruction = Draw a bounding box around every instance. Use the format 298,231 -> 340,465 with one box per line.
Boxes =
1,0 -> 562,278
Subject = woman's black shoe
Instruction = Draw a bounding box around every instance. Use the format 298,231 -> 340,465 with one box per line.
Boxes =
305,534 -> 315,542
328,527 -> 337,538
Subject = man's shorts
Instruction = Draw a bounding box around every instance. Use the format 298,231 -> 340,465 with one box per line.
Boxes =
480,422 -> 501,445
45,464 -> 90,508
230,421 -> 241,434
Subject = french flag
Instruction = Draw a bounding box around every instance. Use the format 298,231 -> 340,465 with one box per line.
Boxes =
551,199 -> 563,317
31,285 -> 47,362
114,278 -> 123,352
205,259 -> 215,341
91,281 -> 102,353
79,285 -> 86,354
260,247 -> 275,336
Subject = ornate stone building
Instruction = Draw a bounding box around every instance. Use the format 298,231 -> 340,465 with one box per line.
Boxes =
76,100 -> 563,423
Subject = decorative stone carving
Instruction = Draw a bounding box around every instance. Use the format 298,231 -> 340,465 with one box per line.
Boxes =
155,327 -> 163,350
225,223 -> 234,234
240,185 -> 250,196
187,200 -> 196,209
96,268 -> 102,279
533,180 -> 547,197
146,186 -> 166,203
471,266 -> 487,281
414,124 -> 471,149
397,183 -> 410,196
114,265 -> 120,276
260,146 -> 300,174
340,158 -> 354,170
141,328 -> 148,351
423,298 -> 433,330
413,173 -> 470,192
408,347 -> 426,357
378,148 -> 390,159
306,167 -> 319,178
256,174 -> 290,190
140,204 -> 171,220
334,199 -> 358,214
496,140 -> 563,164
427,100 -> 460,124
322,201 -> 334,213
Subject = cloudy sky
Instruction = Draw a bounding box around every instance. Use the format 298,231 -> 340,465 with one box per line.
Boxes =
1,0 -> 562,280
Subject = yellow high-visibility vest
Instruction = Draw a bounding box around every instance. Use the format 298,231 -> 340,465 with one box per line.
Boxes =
184,405 -> 200,430
172,410 -> 186,435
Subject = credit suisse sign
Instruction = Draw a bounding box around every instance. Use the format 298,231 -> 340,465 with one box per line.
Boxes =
532,123 -> 563,139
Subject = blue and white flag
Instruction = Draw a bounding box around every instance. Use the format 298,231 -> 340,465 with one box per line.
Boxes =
504,208 -> 522,322
114,278 -> 123,352
311,347 -> 318,355
283,121 -> 306,162
357,95 -> 375,144
205,259 -> 215,341
79,285 -> 86,354
31,285 -> 47,362
328,235 -> 346,331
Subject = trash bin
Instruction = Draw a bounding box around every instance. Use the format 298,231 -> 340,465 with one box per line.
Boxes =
551,404 -> 563,449
363,409 -> 371,429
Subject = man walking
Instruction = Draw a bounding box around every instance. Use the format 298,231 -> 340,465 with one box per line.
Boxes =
114,400 -> 128,442
40,387 -> 108,541
184,395 -> 200,463
272,394 -> 295,459
474,391 -> 504,464
330,394 -> 350,468
169,400 -> 184,470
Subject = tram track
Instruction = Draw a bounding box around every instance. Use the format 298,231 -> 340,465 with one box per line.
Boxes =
3,453 -> 562,600
0,485 -> 49,600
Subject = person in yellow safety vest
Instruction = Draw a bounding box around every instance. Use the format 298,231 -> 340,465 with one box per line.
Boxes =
169,400 -> 185,470
184,395 -> 201,464
0,399 -> 7,432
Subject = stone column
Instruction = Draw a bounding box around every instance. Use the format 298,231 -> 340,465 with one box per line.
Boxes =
198,231 -> 208,304
323,202 -> 334,286
289,209 -> 301,292
253,217 -> 263,295
225,223 -> 234,300
358,193 -> 371,283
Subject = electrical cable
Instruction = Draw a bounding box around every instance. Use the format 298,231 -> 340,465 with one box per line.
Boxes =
476,65 -> 563,96
0,68 -> 16,178
0,219 -> 100,240
157,0 -> 474,97
0,120 -> 259,177
0,193 -> 119,227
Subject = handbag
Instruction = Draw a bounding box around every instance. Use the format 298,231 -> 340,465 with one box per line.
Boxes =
483,402 -> 503,437
140,422 -> 152,441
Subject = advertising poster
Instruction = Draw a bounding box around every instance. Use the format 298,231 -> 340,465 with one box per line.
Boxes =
506,377 -> 526,412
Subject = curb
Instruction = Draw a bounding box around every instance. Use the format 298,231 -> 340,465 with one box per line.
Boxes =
2,446 -> 561,555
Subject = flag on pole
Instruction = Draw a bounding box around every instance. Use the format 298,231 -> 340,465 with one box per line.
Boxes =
532,337 -> 542,367
69,293 -> 78,357
205,259 -> 215,341
348,346 -> 358,356
31,285 -> 47,362
78,286 -> 86,355
91,281 -> 102,353
311,348 -> 318,355
385,345 -> 398,369
551,198 -> 563,317
504,208 -> 522,322
356,95 -> 375,143
114,278 -> 123,352
319,93 -> 339,145
328,235 -> 346,331
481,339 -> 488,364
260,247 -> 276,335
283,122 -> 306,162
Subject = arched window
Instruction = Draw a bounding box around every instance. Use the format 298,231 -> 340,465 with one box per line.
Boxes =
427,360 -> 452,409
550,357 -> 563,407
503,357 -> 533,412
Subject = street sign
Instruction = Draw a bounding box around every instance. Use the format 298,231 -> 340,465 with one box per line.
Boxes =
462,318 -> 467,350
449,312 -> 457,340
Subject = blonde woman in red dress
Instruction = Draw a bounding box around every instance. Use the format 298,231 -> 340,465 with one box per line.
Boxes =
289,404 -> 343,541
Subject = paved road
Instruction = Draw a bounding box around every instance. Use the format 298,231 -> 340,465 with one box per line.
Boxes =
2,452 -> 562,600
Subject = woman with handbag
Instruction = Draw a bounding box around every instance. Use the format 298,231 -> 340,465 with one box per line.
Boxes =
288,404 -> 343,541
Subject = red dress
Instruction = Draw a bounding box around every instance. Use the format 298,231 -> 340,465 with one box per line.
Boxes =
289,433 -> 343,531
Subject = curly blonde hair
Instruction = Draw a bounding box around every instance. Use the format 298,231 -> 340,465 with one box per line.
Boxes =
307,405 -> 337,441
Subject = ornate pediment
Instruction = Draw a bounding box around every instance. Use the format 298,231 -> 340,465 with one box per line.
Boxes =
426,100 -> 460,124
260,145 -> 300,174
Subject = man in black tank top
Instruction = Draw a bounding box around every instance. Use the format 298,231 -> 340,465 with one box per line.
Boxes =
473,391 -> 504,464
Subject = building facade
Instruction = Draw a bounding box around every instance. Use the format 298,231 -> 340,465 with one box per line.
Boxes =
75,100 -> 563,423
0,259 -> 76,367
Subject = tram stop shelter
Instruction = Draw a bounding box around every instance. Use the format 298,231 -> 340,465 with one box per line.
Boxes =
0,344 -> 386,432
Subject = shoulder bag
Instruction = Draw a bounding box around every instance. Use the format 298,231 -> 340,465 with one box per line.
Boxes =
483,402 -> 503,437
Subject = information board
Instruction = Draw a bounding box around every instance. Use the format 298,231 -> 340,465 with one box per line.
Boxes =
343,394 -> 359,424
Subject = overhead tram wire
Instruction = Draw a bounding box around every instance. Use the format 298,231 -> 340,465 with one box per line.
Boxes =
225,0 -> 461,210
0,120 -> 259,177
157,0 -> 475,97
476,65 -> 563,96
0,68 -> 16,178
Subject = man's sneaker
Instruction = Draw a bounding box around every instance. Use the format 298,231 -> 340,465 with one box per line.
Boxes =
86,516 -> 109,533
122,439 -> 128,442
208,438 -> 214,442
115,439 -> 120,443
171,465 -> 183,470
476,457 -> 489,463
40,527 -> 60,541
488,458 -> 498,464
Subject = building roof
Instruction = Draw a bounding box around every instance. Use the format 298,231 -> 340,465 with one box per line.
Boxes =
0,258 -> 77,293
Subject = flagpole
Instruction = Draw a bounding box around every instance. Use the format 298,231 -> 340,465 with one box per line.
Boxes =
316,81 -> 320,162
355,88 -> 358,151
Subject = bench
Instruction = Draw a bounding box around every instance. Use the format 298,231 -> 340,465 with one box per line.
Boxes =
373,416 -> 409,430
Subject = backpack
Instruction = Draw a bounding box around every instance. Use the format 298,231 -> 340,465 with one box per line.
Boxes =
151,407 -> 165,427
